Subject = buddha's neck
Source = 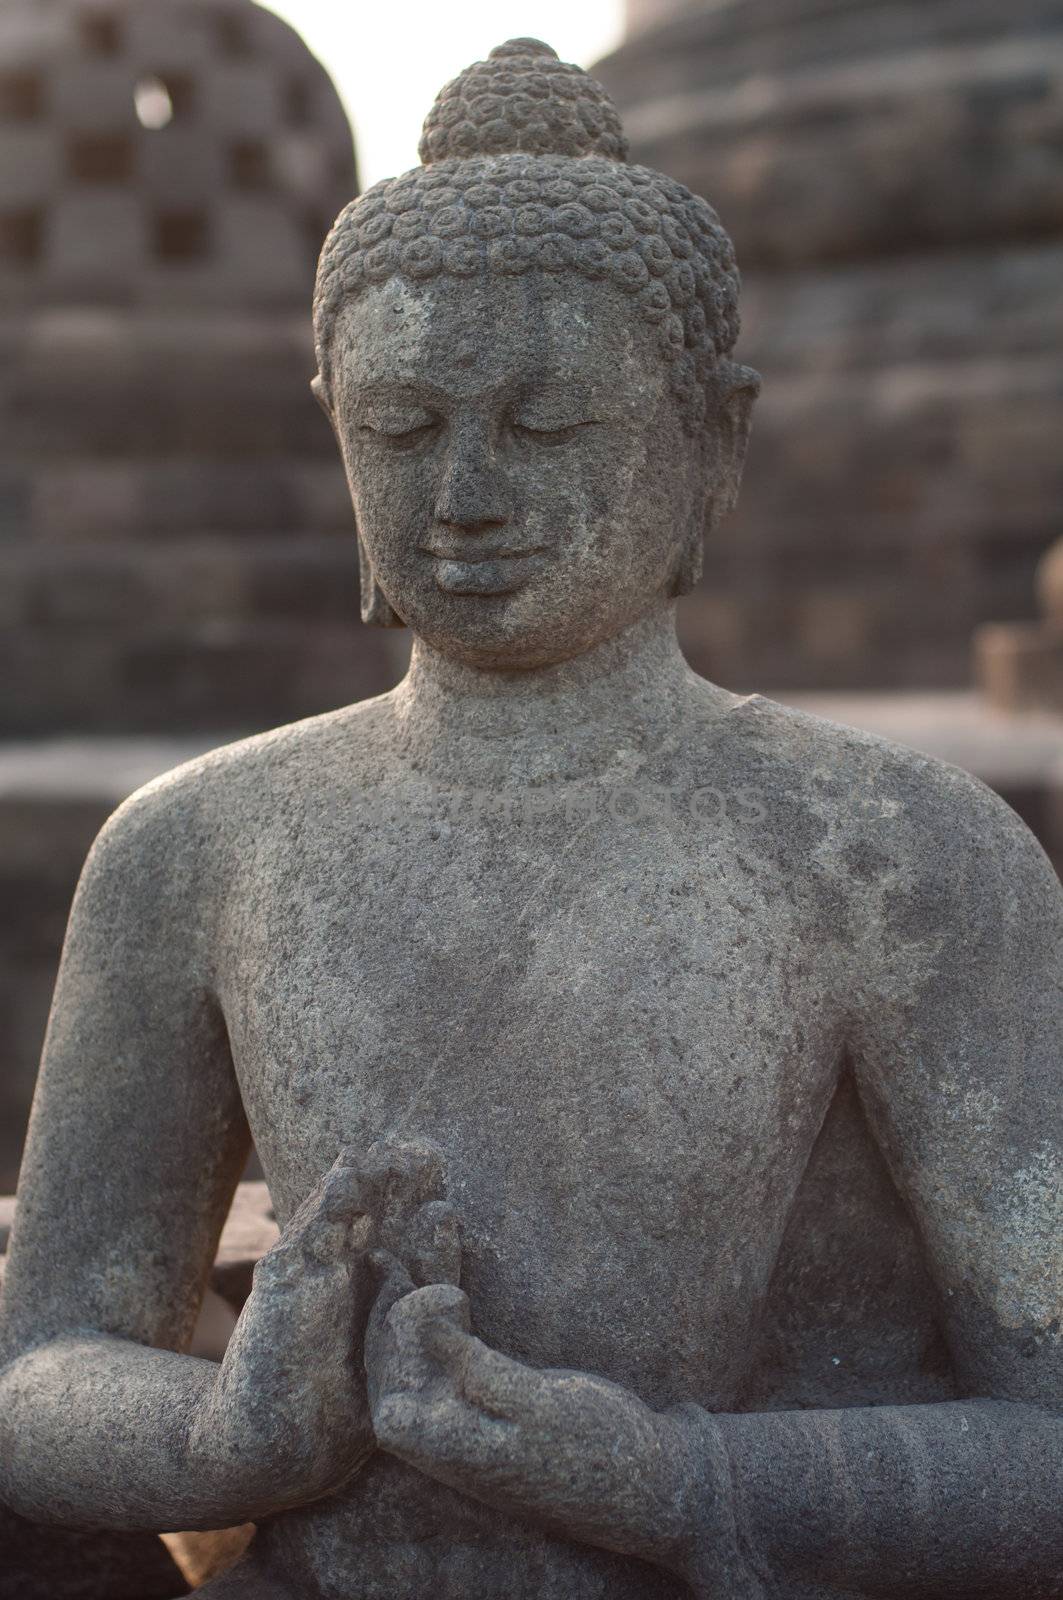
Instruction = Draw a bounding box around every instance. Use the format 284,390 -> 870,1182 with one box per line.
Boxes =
390,605 -> 728,773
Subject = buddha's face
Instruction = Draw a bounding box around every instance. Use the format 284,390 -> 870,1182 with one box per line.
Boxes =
324,271 -> 752,669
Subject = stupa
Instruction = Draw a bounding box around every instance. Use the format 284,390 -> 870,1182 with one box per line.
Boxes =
0,0 -> 401,736
595,0 -> 1063,691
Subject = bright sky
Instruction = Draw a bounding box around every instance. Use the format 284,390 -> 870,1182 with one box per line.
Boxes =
260,0 -> 626,188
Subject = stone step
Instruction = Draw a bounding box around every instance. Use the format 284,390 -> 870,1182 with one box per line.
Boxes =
0,461 -> 352,541
0,537 -> 363,624
738,244 -> 1063,372
0,616 -> 408,735
0,310 -> 337,458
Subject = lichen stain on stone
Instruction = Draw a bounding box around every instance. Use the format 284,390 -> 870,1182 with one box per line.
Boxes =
992,1145 -> 1063,1332
391,277 -> 433,327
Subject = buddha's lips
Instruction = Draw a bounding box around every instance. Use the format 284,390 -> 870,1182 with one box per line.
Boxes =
419,544 -> 546,562
428,550 -> 548,595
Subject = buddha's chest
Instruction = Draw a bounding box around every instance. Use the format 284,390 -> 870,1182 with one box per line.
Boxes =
222,807 -> 846,1403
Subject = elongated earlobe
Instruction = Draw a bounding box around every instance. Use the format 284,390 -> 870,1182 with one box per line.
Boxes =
311,372 -> 332,420
357,536 -> 406,628
699,362 -> 760,542
313,373 -> 406,628
676,363 -> 760,596
717,362 -> 760,518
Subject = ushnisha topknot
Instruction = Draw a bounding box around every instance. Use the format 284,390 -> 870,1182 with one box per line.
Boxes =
313,40 -> 742,432
418,37 -> 628,164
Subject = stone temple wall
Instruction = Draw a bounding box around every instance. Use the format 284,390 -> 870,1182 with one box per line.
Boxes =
595,0 -> 1063,691
0,0 -> 406,1191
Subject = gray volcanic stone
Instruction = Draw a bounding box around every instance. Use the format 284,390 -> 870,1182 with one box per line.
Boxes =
1,36 -> 1062,1600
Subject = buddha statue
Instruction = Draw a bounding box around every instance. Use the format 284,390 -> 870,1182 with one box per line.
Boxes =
2,40 -> 1061,1600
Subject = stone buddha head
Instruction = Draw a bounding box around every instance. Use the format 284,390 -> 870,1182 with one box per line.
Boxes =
311,39 -> 759,670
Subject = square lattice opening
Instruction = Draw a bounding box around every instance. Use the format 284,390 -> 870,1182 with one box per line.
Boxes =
68,133 -> 135,183
285,77 -> 312,128
79,13 -> 123,55
230,140 -> 271,188
162,73 -> 196,119
0,209 -> 44,264
216,13 -> 252,58
0,71 -> 45,120
153,209 -> 210,261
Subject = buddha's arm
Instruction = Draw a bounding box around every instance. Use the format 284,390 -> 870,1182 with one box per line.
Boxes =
367,782 -> 1063,1595
694,784 -> 1063,1594
0,779 -> 378,1530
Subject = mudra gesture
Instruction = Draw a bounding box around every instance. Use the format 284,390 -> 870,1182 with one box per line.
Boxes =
2,41 -> 1062,1600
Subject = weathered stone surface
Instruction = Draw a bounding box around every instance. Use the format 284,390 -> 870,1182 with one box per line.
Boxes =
6,692 -> 1063,1196
595,0 -> 1063,690
1,36 -> 1061,1600
778,690 -> 1063,873
0,739 -> 210,1192
0,1187 -> 255,1594
0,1181 -> 272,1320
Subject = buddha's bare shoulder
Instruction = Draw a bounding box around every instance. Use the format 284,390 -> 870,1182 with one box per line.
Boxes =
81,694 -> 398,887
725,691 -> 1060,936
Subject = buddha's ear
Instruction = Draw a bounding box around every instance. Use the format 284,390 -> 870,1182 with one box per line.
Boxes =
357,535 -> 406,629
674,361 -> 760,597
709,361 -> 760,519
311,372 -> 336,430
312,371 -> 404,628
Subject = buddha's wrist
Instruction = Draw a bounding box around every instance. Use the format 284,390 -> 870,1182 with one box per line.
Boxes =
664,1403 -> 767,1600
186,1360 -> 372,1523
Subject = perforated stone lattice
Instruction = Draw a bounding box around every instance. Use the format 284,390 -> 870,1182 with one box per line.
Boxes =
0,0 -> 357,306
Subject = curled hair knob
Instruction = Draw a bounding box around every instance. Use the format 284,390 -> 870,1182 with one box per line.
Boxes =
418,38 -> 629,165
488,38 -> 559,61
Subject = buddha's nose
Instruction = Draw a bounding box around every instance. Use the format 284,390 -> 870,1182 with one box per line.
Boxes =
433,424 -> 509,533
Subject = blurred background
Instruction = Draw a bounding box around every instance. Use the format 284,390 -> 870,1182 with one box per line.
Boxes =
1,0 -> 1062,1191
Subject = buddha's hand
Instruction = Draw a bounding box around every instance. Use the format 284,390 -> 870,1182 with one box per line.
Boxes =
191,1142 -> 460,1515
364,1259 -> 763,1598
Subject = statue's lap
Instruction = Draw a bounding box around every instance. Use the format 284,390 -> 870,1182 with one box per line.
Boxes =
211,1458 -> 693,1599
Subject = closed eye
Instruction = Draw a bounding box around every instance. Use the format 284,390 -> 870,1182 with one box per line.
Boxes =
359,418 -> 440,450
511,420 -> 597,447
